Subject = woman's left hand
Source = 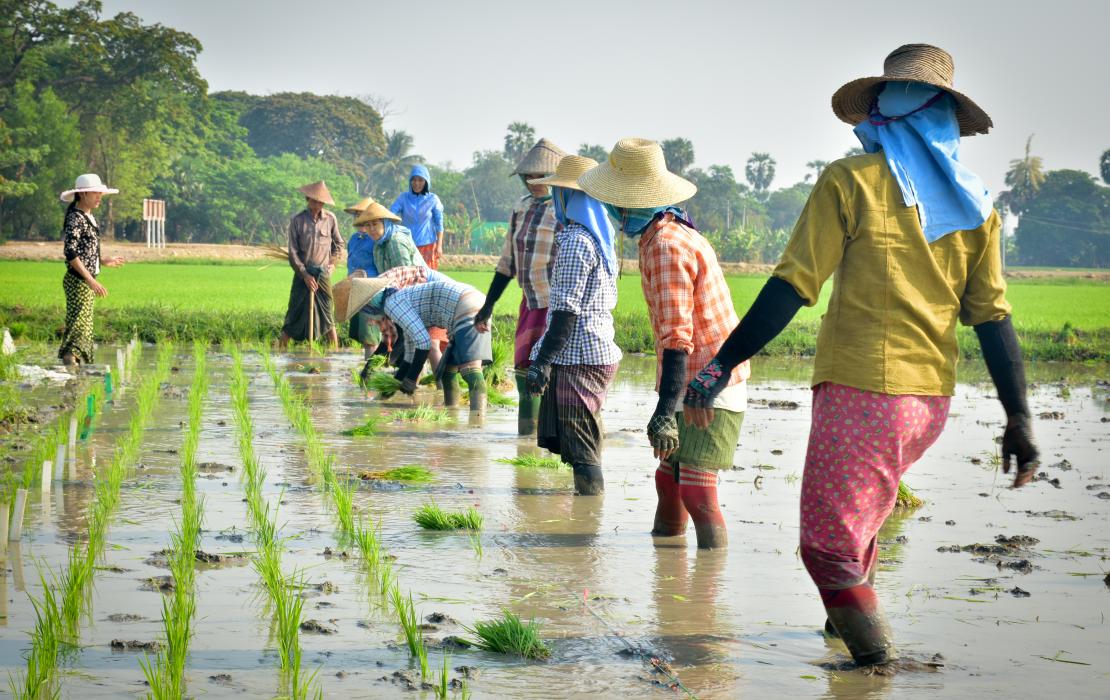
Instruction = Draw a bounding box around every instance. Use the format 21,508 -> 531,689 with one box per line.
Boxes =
103,257 -> 125,267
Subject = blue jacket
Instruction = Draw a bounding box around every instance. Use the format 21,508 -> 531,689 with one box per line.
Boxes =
347,230 -> 378,277
390,164 -> 444,247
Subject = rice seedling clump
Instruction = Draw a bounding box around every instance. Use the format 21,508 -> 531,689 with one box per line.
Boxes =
466,610 -> 550,659
392,406 -> 451,423
341,415 -> 382,436
496,454 -> 567,470
895,481 -> 924,509
413,502 -> 483,531
360,465 -> 435,483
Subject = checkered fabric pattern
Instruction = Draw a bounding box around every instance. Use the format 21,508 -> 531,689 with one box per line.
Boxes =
380,278 -> 478,360
496,195 -> 561,309
638,221 -> 751,388
531,224 -> 622,367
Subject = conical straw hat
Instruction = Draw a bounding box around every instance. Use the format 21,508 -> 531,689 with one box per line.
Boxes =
353,200 -> 402,225
344,197 -> 375,215
527,155 -> 598,191
297,180 -> 335,205
334,274 -> 393,323
831,44 -> 992,137
577,138 -> 696,208
512,138 -> 567,176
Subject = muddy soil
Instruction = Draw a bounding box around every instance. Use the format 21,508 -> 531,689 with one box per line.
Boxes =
0,349 -> 1106,699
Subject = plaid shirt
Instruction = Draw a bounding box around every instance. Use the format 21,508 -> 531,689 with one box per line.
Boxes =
496,195 -> 560,309
373,225 -> 427,274
531,224 -> 622,367
639,221 -> 750,389
378,278 -> 482,361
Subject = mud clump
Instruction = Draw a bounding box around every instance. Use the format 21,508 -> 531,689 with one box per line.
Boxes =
139,575 -> 175,593
300,619 -> 338,635
105,613 -> 145,623
996,535 -> 1039,547
426,612 -> 457,625
198,462 -> 235,473
767,400 -> 800,410
1038,411 -> 1065,420
454,665 -> 481,680
209,674 -> 233,685
322,547 -> 350,560
1033,472 -> 1062,488
941,534 -> 1038,574
111,639 -> 163,652
1046,459 -> 1072,471
438,635 -> 473,650
146,549 -> 248,568
1009,587 -> 1031,597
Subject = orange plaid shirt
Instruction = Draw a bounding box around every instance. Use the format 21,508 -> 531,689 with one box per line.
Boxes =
638,221 -> 751,390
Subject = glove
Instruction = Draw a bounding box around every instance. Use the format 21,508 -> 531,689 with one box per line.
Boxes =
647,413 -> 680,459
399,377 -> 418,395
1002,414 -> 1039,487
684,358 -> 728,409
526,363 -> 551,396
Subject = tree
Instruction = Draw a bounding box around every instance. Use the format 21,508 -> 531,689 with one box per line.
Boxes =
805,160 -> 830,182
365,129 -> 423,199
661,138 -> 695,175
765,182 -> 813,230
1013,169 -> 1110,267
503,122 -> 535,165
745,152 -> 776,199
1099,148 -> 1110,186
460,150 -> 517,223
1000,135 -> 1046,215
844,147 -> 866,157
578,143 -> 608,163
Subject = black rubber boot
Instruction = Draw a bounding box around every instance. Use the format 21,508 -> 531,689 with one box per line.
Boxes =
515,370 -> 539,436
824,597 -> 894,666
572,463 -> 604,495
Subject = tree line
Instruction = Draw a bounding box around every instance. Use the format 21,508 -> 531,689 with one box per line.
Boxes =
1,1 -> 1106,266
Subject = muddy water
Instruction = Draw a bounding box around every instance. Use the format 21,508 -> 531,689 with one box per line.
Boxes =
0,349 -> 1107,699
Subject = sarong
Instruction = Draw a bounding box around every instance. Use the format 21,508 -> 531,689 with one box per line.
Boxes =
417,243 -> 439,270
281,267 -> 334,341
514,299 -> 548,368
537,363 -> 618,466
671,409 -> 744,470
58,272 -> 95,363
800,382 -> 950,588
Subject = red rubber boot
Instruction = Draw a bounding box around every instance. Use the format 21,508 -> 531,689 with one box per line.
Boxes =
652,463 -> 688,536
679,466 -> 727,549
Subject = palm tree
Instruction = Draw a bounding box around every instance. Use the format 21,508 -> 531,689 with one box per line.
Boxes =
1100,148 -> 1110,186
366,130 -> 423,198
503,122 -> 536,165
805,159 -> 830,182
578,143 -> 608,163
1002,135 -> 1045,215
661,138 -> 695,175
745,152 -> 776,199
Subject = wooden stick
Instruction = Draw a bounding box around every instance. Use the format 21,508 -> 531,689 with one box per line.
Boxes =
308,288 -> 316,353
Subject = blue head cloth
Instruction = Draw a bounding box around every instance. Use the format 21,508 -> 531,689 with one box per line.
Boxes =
377,219 -> 395,244
602,204 -> 693,237
552,186 -> 618,275
853,81 -> 993,242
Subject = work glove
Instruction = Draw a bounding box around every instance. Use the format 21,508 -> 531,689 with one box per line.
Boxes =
647,413 -> 680,461
1002,414 -> 1039,488
526,363 -> 552,397
399,377 -> 418,396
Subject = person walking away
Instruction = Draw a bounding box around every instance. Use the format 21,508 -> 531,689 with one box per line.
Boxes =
682,45 -> 1040,666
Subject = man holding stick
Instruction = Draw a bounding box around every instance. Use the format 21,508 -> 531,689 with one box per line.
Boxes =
279,181 -> 343,350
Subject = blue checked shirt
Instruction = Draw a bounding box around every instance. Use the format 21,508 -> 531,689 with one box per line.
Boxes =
376,277 -> 480,361
530,224 -> 622,367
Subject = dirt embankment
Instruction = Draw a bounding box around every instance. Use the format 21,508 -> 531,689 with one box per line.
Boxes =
2,241 -> 1104,279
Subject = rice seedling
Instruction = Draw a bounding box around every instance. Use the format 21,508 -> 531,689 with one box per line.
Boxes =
367,371 -> 402,395
484,336 -> 513,389
413,502 -> 483,531
434,651 -> 450,700
466,610 -> 551,659
359,465 -> 435,484
391,406 -> 451,423
895,481 -> 924,509
390,585 -> 430,678
340,415 -> 381,436
495,454 -> 567,470
8,568 -> 64,698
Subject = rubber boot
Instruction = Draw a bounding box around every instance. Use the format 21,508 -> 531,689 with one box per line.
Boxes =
358,359 -> 375,389
652,463 -> 688,536
462,369 -> 486,425
679,466 -> 727,549
515,370 -> 540,436
442,371 -> 460,407
572,463 -> 604,495
821,584 -> 894,666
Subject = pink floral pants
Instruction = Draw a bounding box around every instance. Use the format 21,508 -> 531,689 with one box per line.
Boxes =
800,382 -> 950,589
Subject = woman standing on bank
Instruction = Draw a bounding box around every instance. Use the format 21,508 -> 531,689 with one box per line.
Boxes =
58,173 -> 124,366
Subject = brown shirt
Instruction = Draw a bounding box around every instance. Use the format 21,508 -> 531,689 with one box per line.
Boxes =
287,209 -> 343,276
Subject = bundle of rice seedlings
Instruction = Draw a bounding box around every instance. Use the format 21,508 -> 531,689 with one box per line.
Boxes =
496,454 -> 566,470
359,465 -> 435,483
367,372 -> 402,396
391,406 -> 450,423
413,502 -> 483,531
895,480 -> 924,508
341,415 -> 381,436
465,611 -> 550,659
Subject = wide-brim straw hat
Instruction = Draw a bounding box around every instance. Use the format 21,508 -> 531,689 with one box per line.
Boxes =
334,273 -> 393,323
527,155 -> 598,191
577,138 -> 697,208
512,138 -> 567,176
831,44 -> 992,137
60,173 -> 119,203
353,200 -> 402,226
298,180 -> 335,205
344,197 -> 375,215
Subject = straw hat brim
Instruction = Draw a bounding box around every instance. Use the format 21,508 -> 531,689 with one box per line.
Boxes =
334,275 -> 392,323
353,202 -> 402,225
527,173 -> 583,190
60,187 -> 119,203
831,77 -> 992,137
344,197 -> 375,215
577,164 -> 697,209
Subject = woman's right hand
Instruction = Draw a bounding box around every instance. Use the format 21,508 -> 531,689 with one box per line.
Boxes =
89,280 -> 108,297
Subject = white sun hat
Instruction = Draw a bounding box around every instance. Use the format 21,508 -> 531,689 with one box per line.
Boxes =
59,173 -> 119,203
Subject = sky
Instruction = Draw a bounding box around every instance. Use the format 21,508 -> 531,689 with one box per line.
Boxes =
92,0 -> 1108,195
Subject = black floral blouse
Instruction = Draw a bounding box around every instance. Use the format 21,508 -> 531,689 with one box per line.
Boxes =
62,209 -> 101,277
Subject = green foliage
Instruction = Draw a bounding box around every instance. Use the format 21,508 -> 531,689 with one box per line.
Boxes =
391,406 -> 451,423
577,143 -> 609,162
341,415 -> 382,436
496,454 -> 566,470
413,502 -> 483,531
661,138 -> 695,176
361,465 -> 435,483
895,481 -> 924,509
745,152 -> 777,199
503,122 -> 536,165
1013,169 -> 1110,267
465,611 -> 550,659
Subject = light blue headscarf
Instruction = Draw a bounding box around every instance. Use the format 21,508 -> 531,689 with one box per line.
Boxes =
552,187 -> 618,275
853,81 -> 993,242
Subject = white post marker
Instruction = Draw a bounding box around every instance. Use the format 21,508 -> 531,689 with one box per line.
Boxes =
9,489 -> 27,541
0,501 -> 9,550
68,415 -> 78,478
117,348 -> 126,383
41,460 -> 52,493
54,444 -> 65,480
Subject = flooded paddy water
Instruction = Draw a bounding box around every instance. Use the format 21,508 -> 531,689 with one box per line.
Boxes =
0,347 -> 1107,699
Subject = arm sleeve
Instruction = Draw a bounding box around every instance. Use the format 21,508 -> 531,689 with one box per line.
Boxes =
713,276 -> 806,371
960,212 -> 1011,326
287,218 -> 306,276
548,233 -> 594,315
645,238 -> 697,354
432,196 -> 444,234
770,167 -> 851,305
329,216 -> 343,266
654,349 -> 688,417
974,317 -> 1029,418
384,293 -> 431,360
389,196 -> 404,216
62,212 -> 81,261
346,238 -> 355,276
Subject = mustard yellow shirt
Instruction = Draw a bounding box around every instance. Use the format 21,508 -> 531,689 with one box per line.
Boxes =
773,152 -> 1010,396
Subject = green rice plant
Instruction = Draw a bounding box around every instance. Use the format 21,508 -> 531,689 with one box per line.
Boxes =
9,568 -> 65,699
391,405 -> 451,423
331,477 -> 357,536
496,454 -> 566,470
360,465 -> 435,483
434,651 -> 450,700
341,415 -> 381,436
367,371 -> 402,395
895,480 -> 924,509
413,502 -> 483,531
390,585 -> 430,678
483,336 -> 512,389
465,610 -> 550,659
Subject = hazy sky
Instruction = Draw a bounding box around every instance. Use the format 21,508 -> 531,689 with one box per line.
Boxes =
94,0 -> 1107,195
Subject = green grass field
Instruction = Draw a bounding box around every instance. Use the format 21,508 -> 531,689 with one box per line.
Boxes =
1,260 -> 1107,361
